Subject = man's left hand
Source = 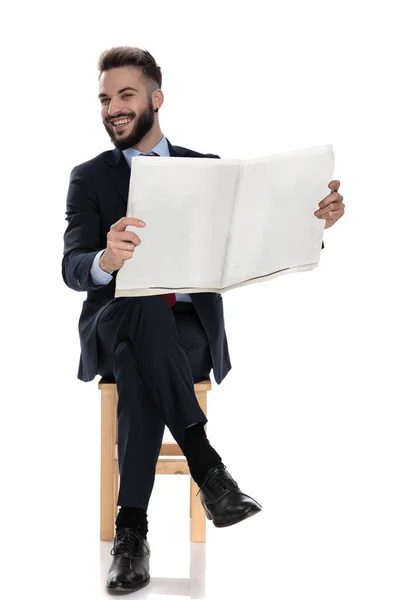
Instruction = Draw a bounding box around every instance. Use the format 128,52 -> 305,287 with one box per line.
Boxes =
314,180 -> 345,229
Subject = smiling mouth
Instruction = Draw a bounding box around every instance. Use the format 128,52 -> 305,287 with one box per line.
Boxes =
111,117 -> 133,132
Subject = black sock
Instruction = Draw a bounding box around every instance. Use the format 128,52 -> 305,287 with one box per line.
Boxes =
115,507 -> 148,538
182,422 -> 223,487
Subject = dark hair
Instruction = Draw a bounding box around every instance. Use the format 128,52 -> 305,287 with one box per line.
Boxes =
98,46 -> 162,90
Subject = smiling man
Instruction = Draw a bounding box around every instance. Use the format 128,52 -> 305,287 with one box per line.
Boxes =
100,75 -> 159,151
62,46 -> 344,593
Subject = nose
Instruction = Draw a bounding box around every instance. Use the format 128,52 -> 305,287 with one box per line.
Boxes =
107,98 -> 124,119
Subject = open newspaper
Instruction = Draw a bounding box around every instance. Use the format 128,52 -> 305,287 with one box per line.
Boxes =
115,144 -> 334,297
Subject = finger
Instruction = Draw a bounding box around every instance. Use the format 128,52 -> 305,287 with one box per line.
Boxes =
118,230 -> 141,244
328,180 -> 341,192
120,234 -> 141,247
316,208 -> 345,221
315,202 -> 345,217
111,217 -> 146,231
118,249 -> 135,260
107,230 -> 141,245
318,192 -> 343,209
111,240 -> 138,253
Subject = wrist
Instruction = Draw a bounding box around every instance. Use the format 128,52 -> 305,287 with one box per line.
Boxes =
99,251 -> 114,274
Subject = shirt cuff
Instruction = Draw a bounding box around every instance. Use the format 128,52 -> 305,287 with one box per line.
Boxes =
90,250 -> 114,285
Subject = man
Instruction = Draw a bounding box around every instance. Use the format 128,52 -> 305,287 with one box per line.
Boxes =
62,46 -> 345,593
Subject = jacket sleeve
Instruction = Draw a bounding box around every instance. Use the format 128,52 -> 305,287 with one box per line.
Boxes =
62,166 -> 113,292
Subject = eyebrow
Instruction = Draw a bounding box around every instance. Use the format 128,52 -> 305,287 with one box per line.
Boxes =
98,87 -> 138,99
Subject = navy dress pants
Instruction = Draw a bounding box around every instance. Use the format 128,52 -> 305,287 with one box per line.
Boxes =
96,296 -> 212,510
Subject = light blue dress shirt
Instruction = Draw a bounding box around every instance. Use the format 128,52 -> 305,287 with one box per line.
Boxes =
90,134 -> 192,303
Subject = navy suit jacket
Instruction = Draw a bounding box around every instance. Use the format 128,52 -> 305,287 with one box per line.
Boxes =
62,139 -> 232,383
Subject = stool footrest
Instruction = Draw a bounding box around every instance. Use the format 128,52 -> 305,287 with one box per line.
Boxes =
156,458 -> 190,475
159,442 -> 184,456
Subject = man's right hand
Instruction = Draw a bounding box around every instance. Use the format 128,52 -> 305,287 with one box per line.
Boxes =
99,217 -> 146,274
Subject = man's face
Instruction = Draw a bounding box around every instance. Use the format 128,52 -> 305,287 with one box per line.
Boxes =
99,66 -> 156,151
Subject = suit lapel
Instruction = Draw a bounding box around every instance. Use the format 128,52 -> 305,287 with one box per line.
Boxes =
166,139 -> 188,158
104,146 -> 131,212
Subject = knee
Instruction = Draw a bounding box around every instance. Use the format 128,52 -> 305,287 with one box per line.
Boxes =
114,339 -> 135,372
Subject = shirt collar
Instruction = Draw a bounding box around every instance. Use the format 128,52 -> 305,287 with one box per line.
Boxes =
122,134 -> 170,166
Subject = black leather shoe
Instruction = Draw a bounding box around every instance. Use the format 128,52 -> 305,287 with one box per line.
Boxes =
106,527 -> 150,592
198,463 -> 262,527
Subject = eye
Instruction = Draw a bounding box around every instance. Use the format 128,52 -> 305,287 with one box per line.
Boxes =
100,94 -> 133,104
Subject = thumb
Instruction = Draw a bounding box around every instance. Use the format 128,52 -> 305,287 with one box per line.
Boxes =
328,180 -> 340,191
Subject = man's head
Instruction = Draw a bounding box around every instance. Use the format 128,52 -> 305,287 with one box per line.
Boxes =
98,47 -> 163,151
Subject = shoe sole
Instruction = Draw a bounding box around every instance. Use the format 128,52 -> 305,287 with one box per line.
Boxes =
202,503 -> 262,528
106,576 -> 150,593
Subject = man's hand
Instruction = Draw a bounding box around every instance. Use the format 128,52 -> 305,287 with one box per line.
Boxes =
314,180 -> 345,229
99,217 -> 146,273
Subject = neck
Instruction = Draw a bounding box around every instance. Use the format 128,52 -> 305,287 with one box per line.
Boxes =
132,124 -> 163,154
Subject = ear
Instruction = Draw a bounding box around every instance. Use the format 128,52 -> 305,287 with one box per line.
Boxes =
153,88 -> 164,111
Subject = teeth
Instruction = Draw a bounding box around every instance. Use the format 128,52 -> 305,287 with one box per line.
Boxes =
113,118 -> 131,126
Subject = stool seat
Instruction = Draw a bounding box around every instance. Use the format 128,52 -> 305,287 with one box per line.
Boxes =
99,375 -> 212,392
99,377 -> 212,543
98,375 -> 117,384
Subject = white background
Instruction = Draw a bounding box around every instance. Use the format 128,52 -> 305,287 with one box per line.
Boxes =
1,1 -> 399,598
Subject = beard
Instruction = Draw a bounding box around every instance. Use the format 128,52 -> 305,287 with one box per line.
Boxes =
103,98 -> 155,151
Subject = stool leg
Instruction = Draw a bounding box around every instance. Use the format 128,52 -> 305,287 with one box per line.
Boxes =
191,477 -> 206,542
190,389 -> 208,543
100,387 -> 117,541
114,465 -> 119,520
114,390 -> 119,519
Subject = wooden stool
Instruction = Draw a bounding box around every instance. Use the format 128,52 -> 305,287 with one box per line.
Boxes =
99,377 -> 212,543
